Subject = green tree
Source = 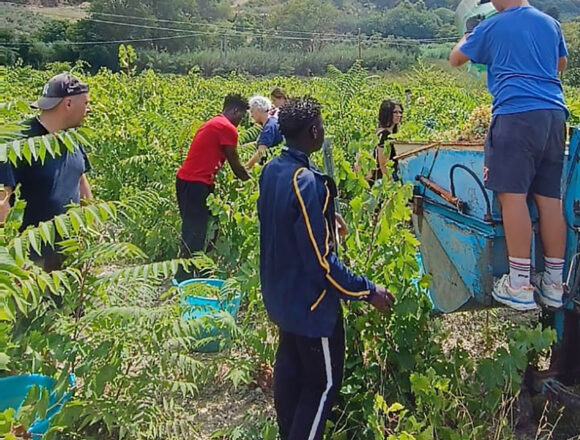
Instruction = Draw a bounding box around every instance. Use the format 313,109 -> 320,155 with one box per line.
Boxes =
379,0 -> 442,39
433,7 -> 455,25
267,0 -> 340,51
368,0 -> 400,8
563,19 -> 580,86
34,20 -> 70,43
546,6 -> 561,20
80,0 -> 231,54
424,0 -> 460,8
0,29 -> 18,66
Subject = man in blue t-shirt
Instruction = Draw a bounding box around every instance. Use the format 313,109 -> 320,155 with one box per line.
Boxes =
246,95 -> 283,169
450,0 -> 568,311
0,72 -> 92,271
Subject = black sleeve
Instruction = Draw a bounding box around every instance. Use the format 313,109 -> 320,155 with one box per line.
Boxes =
388,140 -> 397,161
0,162 -> 16,188
377,132 -> 388,148
80,146 -> 91,173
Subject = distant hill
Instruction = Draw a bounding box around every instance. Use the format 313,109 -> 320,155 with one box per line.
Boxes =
529,0 -> 580,20
4,0 -> 580,20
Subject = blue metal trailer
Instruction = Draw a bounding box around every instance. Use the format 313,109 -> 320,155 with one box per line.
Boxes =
395,126 -> 580,407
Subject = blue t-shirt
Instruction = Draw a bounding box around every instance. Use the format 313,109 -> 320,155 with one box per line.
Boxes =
0,118 -> 91,228
258,117 -> 283,148
460,6 -> 568,116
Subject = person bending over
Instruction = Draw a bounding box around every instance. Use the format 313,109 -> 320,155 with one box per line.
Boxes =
246,95 -> 283,169
175,94 -> 250,281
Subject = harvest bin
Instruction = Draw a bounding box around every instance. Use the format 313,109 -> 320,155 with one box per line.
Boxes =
176,278 -> 242,353
0,374 -> 75,438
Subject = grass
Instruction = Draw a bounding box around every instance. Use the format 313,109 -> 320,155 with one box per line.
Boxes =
26,3 -> 87,21
0,2 -> 86,37
0,2 -> 51,35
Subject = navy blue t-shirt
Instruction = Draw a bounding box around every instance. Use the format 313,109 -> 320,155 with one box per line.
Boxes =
0,118 -> 91,228
460,6 -> 568,116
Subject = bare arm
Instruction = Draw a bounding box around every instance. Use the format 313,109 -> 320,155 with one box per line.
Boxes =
558,56 -> 568,73
0,186 -> 13,223
79,174 -> 93,201
245,145 -> 268,170
449,35 -> 470,67
223,146 -> 250,181
376,146 -> 389,177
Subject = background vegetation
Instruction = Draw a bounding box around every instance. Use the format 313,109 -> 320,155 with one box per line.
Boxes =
1,59 -> 580,439
0,0 -> 579,78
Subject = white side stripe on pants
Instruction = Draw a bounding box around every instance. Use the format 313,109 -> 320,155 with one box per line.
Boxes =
308,337 -> 333,440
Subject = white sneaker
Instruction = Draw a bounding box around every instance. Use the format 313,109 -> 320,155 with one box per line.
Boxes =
534,274 -> 564,309
492,274 -> 538,311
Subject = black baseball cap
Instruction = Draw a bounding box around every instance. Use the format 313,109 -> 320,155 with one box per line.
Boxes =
31,72 -> 89,110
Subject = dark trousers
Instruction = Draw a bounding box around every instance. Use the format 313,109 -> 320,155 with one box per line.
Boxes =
31,245 -> 63,273
175,177 -> 213,282
274,316 -> 345,440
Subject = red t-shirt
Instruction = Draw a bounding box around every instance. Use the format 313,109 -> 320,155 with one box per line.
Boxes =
177,114 -> 238,185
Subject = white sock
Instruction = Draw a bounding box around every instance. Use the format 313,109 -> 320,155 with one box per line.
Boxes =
544,257 -> 564,285
509,257 -> 531,288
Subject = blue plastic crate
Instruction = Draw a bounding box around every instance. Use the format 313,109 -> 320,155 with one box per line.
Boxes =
0,374 -> 75,438
175,278 -> 242,352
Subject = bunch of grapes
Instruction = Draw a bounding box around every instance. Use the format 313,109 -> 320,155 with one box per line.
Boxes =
463,105 -> 492,139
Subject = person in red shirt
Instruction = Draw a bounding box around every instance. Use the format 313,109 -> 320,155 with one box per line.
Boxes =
175,94 -> 250,281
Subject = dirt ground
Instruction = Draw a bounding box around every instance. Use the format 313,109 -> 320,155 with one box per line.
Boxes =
439,308 -> 580,440
194,381 -> 275,439
195,308 -> 580,439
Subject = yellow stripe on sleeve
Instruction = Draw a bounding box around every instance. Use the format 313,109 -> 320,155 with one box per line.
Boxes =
326,274 -> 370,297
293,167 -> 370,299
310,290 -> 327,311
293,167 -> 330,273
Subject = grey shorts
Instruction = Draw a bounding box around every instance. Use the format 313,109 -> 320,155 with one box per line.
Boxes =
484,109 -> 566,199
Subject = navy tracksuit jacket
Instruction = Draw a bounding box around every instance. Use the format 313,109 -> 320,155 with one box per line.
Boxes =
258,147 -> 376,338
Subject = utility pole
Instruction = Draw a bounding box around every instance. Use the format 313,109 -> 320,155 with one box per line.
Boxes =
357,28 -> 362,61
221,33 -> 228,59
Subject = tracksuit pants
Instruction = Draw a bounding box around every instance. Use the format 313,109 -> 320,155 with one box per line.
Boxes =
274,316 -> 345,440
175,177 -> 213,282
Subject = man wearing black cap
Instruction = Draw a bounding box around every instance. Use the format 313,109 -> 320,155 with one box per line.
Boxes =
0,72 -> 92,271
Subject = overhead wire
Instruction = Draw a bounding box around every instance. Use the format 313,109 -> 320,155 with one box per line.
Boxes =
0,5 -> 459,48
87,10 -> 458,42
0,34 -> 202,46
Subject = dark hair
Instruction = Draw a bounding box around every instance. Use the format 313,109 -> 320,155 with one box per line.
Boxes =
278,96 -> 321,138
223,93 -> 249,112
270,87 -> 287,100
378,99 -> 403,134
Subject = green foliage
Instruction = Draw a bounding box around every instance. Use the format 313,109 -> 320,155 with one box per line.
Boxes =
267,0 -> 339,51
0,191 -> 208,439
1,62 -> 579,439
118,44 -> 137,76
136,44 -> 416,76
530,0 -> 580,20
0,3 -> 52,37
563,19 -> 580,87
359,1 -> 446,39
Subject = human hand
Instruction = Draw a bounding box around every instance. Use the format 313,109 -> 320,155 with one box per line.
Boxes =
336,213 -> 348,239
369,285 -> 395,312
0,194 -> 10,224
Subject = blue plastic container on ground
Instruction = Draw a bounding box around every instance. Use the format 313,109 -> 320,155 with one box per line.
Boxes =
0,374 -> 75,438
176,278 -> 242,353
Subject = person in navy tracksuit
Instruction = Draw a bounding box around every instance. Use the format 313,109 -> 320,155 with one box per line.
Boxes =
258,97 -> 394,440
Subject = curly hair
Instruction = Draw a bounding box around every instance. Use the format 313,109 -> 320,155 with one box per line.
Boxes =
223,93 -> 249,112
278,96 -> 321,138
378,99 -> 403,133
